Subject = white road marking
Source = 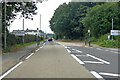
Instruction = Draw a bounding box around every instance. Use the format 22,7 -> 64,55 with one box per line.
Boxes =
113,52 -> 118,54
65,46 -> 67,49
83,61 -> 104,64
71,54 -> 85,64
97,48 -> 102,50
87,54 -> 110,64
40,46 -> 43,48
75,50 -> 82,53
72,49 -> 76,50
76,55 -> 88,57
90,71 -> 105,80
66,49 -> 71,53
105,50 -> 109,51
0,61 -> 23,79
99,72 -> 120,77
25,53 -> 34,59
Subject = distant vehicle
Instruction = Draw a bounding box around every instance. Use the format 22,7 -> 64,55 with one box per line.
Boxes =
48,38 -> 52,41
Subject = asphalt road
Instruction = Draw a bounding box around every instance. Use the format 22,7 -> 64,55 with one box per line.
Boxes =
2,41 -> 95,79
57,41 -> 120,80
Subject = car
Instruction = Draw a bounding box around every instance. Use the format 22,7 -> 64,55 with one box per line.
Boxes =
48,38 -> 52,41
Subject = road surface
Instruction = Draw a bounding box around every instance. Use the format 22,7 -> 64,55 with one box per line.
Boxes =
2,41 -> 96,79
57,41 -> 120,80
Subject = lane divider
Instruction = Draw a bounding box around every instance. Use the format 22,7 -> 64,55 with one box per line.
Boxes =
87,54 -> 110,64
90,71 -> 105,80
71,54 -> 85,64
25,53 -> 34,60
0,44 -> 45,79
83,61 -> 104,64
0,61 -> 23,79
99,72 -> 120,77
66,49 -> 71,53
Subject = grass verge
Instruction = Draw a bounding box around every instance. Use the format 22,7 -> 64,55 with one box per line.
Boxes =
3,41 -> 38,53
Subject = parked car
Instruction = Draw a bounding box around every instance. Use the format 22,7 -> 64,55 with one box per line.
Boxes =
48,38 -> 52,41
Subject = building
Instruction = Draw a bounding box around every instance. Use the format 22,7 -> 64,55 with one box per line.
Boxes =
12,28 -> 44,36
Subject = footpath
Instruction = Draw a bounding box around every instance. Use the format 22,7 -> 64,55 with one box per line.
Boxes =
1,43 -> 43,75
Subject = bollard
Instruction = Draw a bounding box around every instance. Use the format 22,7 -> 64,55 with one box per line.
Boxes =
89,40 -> 90,46
85,40 -> 87,45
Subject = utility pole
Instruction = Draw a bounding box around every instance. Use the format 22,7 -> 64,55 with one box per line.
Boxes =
22,18 -> 24,45
112,18 -> 113,40
4,0 -> 6,50
40,14 -> 41,31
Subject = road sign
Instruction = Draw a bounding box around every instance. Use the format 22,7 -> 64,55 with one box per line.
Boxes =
111,30 -> 120,36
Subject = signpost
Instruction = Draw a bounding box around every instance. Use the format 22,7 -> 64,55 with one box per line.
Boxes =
111,30 -> 120,36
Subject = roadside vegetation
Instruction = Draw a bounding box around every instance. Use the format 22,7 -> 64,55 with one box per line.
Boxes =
3,35 -> 43,53
50,2 -> 120,48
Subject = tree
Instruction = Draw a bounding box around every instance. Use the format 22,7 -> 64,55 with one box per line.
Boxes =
2,2 -> 38,48
82,2 -> 119,38
49,2 -> 98,40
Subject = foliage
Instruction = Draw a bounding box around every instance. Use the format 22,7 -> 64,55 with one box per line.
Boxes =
49,2 -> 97,40
82,2 -> 119,38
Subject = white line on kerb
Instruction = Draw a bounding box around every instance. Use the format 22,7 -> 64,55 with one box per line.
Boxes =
26,53 -> 34,59
71,54 -> 84,64
87,54 -> 110,64
0,61 -> 23,79
83,61 -> 104,64
90,71 -> 105,80
66,49 -> 71,53
99,72 -> 120,77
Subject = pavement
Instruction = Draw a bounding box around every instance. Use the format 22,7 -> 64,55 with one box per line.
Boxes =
1,43 -> 38,75
2,41 -> 96,79
57,41 -> 120,80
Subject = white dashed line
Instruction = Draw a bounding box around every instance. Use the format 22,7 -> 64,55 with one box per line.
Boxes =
99,72 -> 120,77
71,54 -> 85,64
90,71 -> 105,80
66,49 -> 71,53
0,61 -> 23,79
25,53 -> 34,59
83,61 -> 104,64
87,54 -> 110,64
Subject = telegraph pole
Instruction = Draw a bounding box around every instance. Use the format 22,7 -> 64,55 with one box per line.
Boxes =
4,0 -> 6,50
40,14 -> 41,30
22,18 -> 24,45
112,18 -> 113,40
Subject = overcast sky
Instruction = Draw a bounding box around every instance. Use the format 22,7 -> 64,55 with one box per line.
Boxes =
9,0 -> 71,34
